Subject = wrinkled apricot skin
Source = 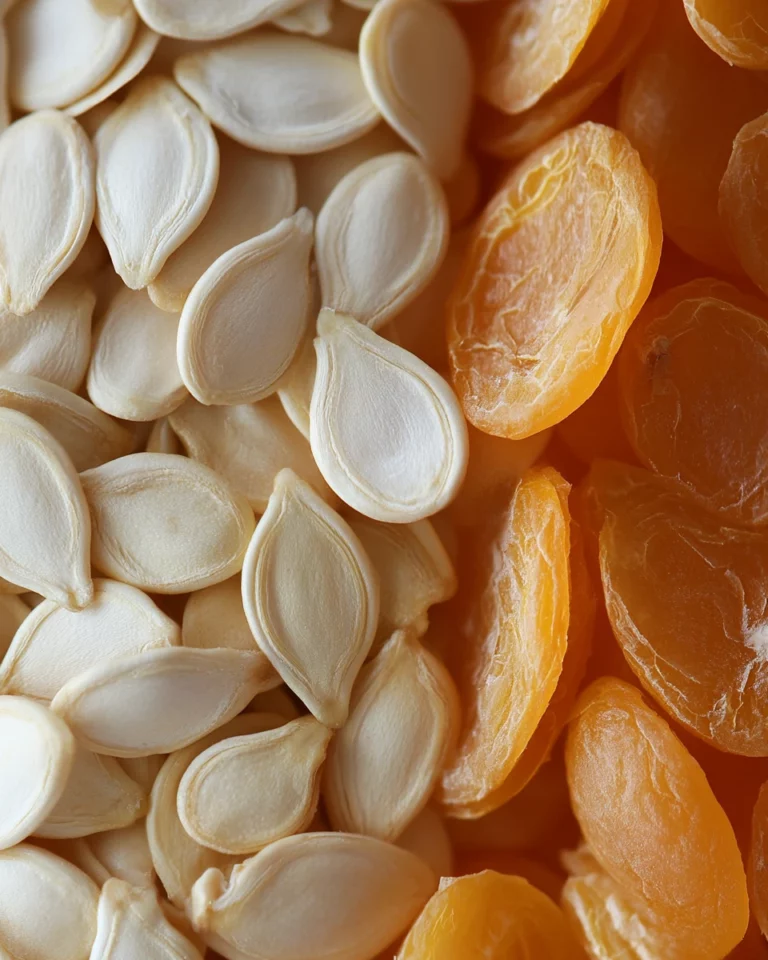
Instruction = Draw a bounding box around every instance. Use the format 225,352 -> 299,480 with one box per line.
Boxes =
684,0 -> 768,69
720,111 -> 768,298
589,461 -> 768,756
448,122 -> 661,441
437,467 -> 570,818
397,871 -> 586,959
566,678 -> 749,960
618,279 -> 768,526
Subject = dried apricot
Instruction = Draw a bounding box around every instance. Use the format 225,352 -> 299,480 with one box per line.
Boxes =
618,279 -> 768,526
720,111 -> 768,298
684,0 -> 768,69
448,121 -> 661,439
750,781 -> 768,941
437,467 -> 570,817
619,0 -> 768,272
556,363 -> 637,467
588,460 -> 768,755
455,851 -> 564,902
566,678 -> 749,960
396,871 -> 586,960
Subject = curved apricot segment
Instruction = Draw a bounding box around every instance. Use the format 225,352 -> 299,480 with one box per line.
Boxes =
684,0 -> 768,69
750,781 -> 768,942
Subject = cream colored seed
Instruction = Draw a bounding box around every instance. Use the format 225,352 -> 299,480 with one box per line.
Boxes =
0,696 -> 75,847
182,576 -> 256,652
95,75 -> 219,289
276,330 -> 316,439
190,832 -> 437,960
178,715 -> 332,854
174,34 -> 379,154
0,111 -> 94,316
87,287 -> 187,422
0,578 -> 180,701
0,280 -> 94,391
310,309 -> 469,522
0,844 -> 99,960
35,741 -> 147,840
50,646 -> 279,757
80,452 -> 255,594
242,468 -> 379,727
177,209 -> 313,406
323,630 -> 459,841
7,0 -> 137,111
149,140 -> 297,314
0,407 -> 92,608
146,416 -> 182,455
169,395 -> 334,512
90,878 -> 203,960
86,823 -> 156,888
316,152 -> 450,330
119,755 -> 166,795
147,712 -> 283,907
396,806 -> 454,879
274,0 -> 333,37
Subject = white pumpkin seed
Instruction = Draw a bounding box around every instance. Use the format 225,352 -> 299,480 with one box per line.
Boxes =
86,824 -> 156,889
87,287 -> 187,422
119,755 -> 166,795
51,646 -> 279,757
310,309 -> 468,522
396,806 -> 454,878
276,334 -> 316,440
0,578 -> 179,701
273,0 -> 333,37
0,696 -> 75,847
0,844 -> 99,960
189,832 -> 436,960
170,395 -> 333,512
0,407 -> 92,608
323,630 -> 459,841
242,468 -> 379,727
7,0 -> 137,110
81,452 -> 255,593
174,34 -> 379,153
149,140 -> 296,313
182,576 -> 255,652
360,0 -> 473,180
316,152 -> 449,330
135,0 -> 306,40
95,75 -> 219,289
0,111 -> 94,315
146,417 -> 182,455
177,209 -> 313,406
178,715 -> 332,854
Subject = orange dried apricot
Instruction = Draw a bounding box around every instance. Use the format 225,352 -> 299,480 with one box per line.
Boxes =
684,0 -> 768,69
556,363 -> 637,467
720,111 -> 768,298
448,121 -> 661,440
750,781 -> 768,941
455,851 -> 564,902
437,467 -> 570,817
588,460 -> 768,755
566,678 -> 749,960
396,871 -> 586,960
619,0 -> 768,273
618,279 -> 768,526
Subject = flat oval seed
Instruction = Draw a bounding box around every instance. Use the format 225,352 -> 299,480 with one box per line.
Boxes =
0,407 -> 92,608
88,287 -> 187,422
348,517 -> 456,648
149,141 -> 296,313
170,396 -> 333,513
81,452 -> 255,593
0,696 -> 75,847
119,755 -> 165,795
0,111 -> 94,315
190,833 -> 436,960
174,34 -> 379,153
146,417 -> 182,455
86,822 -> 155,888
7,0 -> 136,111
90,878 -> 203,960
316,152 -> 449,330
35,742 -> 146,839
242,468 -> 379,727
182,576 -> 256,652
396,807 -> 454,879
95,75 -> 219,289
177,209 -> 313,405
276,333 -> 316,439
310,310 -> 468,522
0,844 -> 99,960
360,0 -> 473,180
135,0 -> 305,40
64,25 -> 162,117
51,647 -> 279,757
324,630 -> 459,841
0,279 -> 94,390
0,371 -> 133,471
0,578 -> 180,701
274,0 -> 333,38
148,712 -> 283,907
178,715 -> 332,854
